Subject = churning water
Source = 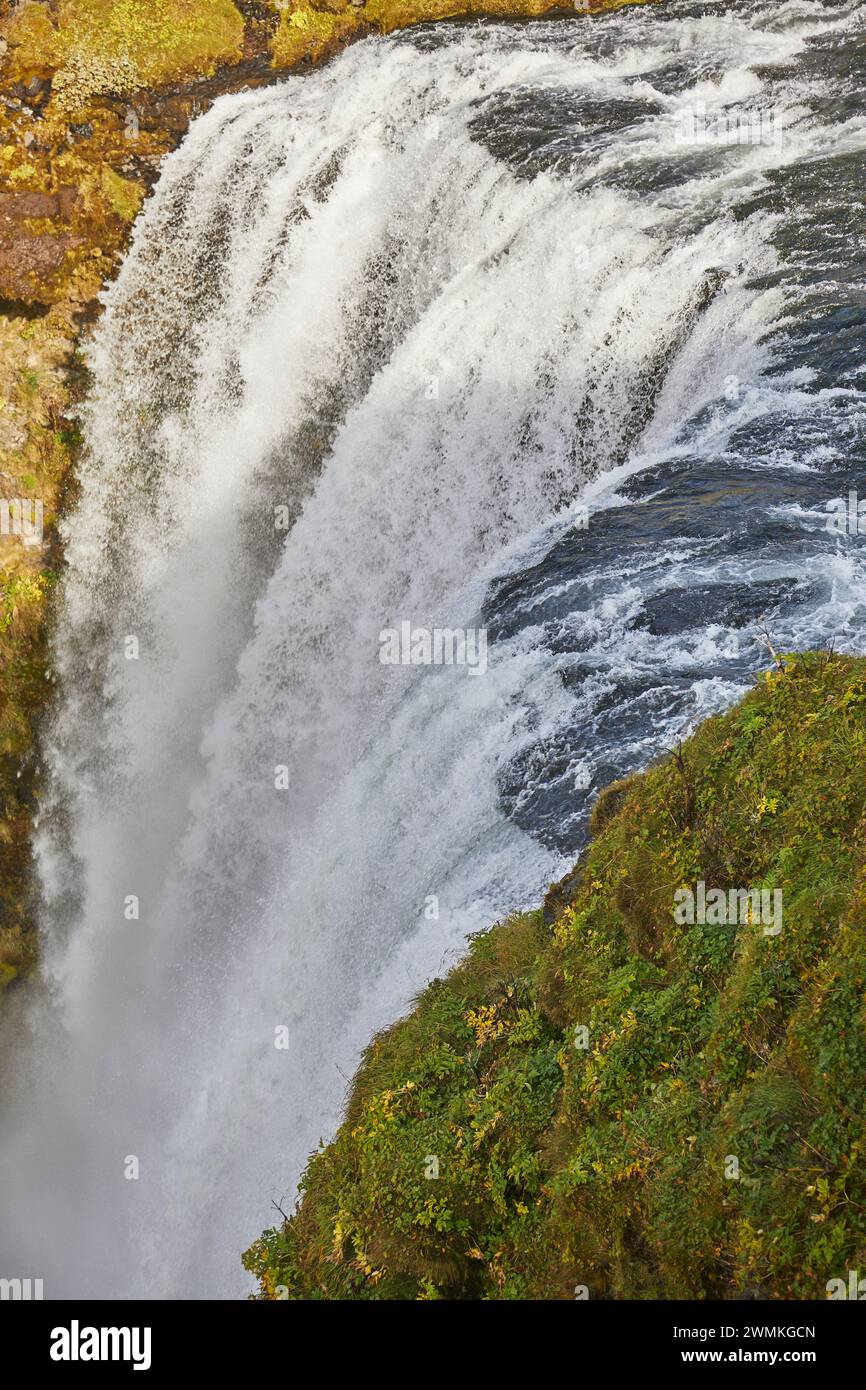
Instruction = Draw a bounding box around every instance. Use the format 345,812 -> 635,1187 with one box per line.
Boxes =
1,0 -> 864,1297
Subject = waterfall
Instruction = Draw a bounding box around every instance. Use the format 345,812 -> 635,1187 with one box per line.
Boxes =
1,0 -> 864,1297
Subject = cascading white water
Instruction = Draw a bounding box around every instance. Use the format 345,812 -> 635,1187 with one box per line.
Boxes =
1,1 -> 864,1298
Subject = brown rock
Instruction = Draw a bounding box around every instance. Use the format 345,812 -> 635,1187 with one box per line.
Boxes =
0,191 -> 60,220
0,188 -> 80,226
0,227 -> 81,302
140,95 -> 197,136
56,186 -> 79,219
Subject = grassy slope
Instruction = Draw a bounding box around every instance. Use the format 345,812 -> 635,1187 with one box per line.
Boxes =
244,652 -> 866,1299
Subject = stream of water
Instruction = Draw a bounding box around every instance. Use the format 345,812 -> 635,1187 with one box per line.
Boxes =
0,0 -> 863,1297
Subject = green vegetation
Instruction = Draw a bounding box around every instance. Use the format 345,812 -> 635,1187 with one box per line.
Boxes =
245,652 -> 866,1299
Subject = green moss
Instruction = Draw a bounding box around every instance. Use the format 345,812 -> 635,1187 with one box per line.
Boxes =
0,925 -> 36,992
245,652 -> 866,1299
99,166 -> 144,223
0,961 -> 19,991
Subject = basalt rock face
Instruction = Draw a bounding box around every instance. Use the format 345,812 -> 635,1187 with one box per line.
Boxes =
244,654 -> 866,1301
0,3 -> 655,987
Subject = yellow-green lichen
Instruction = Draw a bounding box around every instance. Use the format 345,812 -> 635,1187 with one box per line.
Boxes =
99,164 -> 144,223
272,5 -> 359,68
6,0 -> 246,111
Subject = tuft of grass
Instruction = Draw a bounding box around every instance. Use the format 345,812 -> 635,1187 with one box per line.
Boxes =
244,652 -> 866,1300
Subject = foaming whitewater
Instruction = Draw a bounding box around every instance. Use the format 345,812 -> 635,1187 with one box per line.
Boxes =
1,1 -> 865,1297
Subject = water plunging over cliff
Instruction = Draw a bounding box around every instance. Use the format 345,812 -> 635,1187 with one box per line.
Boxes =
1,1 -> 864,1296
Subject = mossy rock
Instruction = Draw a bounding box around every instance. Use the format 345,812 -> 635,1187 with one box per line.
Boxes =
245,652 -> 866,1299
4,0 -> 245,109
271,5 -> 359,68
99,165 -> 144,222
